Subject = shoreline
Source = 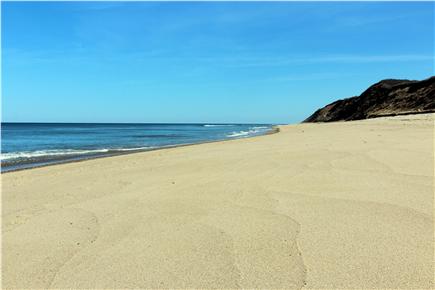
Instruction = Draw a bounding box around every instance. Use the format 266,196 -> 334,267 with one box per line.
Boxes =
1,126 -> 280,174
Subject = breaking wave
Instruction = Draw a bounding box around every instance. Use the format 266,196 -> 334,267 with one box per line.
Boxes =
1,147 -> 152,162
226,126 -> 271,138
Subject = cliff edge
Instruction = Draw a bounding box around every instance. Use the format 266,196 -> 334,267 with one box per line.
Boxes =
304,76 -> 435,122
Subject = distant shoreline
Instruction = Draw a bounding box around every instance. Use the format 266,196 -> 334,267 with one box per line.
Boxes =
1,126 -> 279,174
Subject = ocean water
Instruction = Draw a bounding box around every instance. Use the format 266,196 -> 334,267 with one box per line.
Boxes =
1,123 -> 273,172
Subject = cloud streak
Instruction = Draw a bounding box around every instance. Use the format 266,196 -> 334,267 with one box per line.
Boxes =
219,54 -> 434,68
5,47 -> 433,70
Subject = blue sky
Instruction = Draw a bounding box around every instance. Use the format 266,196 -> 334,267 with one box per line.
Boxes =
2,1 -> 434,123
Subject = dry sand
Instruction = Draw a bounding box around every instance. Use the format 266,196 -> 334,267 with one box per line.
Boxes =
2,114 -> 434,289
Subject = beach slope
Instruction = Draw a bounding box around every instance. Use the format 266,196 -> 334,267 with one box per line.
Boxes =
2,114 -> 434,289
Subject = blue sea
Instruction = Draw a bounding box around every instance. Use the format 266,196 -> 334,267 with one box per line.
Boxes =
1,123 -> 273,172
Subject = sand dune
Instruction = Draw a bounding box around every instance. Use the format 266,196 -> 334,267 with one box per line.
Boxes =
2,114 -> 434,289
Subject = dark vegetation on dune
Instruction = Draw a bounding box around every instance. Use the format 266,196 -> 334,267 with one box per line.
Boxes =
304,76 -> 435,122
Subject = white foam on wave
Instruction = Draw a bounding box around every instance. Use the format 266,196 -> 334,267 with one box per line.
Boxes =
251,126 -> 268,129
0,149 -> 108,161
226,126 -> 270,138
0,146 -> 152,161
227,131 -> 251,137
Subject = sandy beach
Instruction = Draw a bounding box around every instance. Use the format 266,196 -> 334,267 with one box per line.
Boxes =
2,114 -> 434,289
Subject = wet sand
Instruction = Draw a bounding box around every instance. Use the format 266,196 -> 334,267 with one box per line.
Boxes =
2,114 -> 434,289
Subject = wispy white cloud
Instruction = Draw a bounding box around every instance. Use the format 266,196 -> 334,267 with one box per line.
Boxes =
72,2 -> 127,12
267,72 -> 353,82
307,54 -> 434,63
6,48 -> 433,71
116,53 -> 433,66
218,54 -> 434,68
